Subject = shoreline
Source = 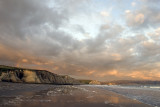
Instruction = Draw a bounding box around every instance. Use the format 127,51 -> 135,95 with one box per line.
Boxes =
81,85 -> 153,107
85,85 -> 153,107
0,82 -> 153,107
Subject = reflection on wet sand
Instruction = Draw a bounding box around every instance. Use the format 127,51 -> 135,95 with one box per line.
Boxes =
0,83 -> 153,107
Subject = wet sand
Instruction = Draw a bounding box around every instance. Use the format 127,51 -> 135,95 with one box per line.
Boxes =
0,82 -> 153,107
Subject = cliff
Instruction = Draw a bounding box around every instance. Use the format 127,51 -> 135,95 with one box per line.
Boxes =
0,65 -> 80,85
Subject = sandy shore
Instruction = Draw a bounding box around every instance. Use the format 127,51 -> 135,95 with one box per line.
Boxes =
0,82 -> 153,107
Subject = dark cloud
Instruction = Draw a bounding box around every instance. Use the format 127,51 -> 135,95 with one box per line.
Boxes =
0,0 -> 67,37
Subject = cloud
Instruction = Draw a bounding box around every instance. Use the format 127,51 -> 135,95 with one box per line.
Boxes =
127,70 -> 160,80
100,11 -> 110,17
135,13 -> 145,24
131,2 -> 136,7
148,27 -> 160,40
0,0 -> 160,81
125,12 -> 145,27
125,0 -> 160,29
86,24 -> 124,53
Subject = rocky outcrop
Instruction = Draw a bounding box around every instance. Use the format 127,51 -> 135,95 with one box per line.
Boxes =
89,80 -> 101,85
0,65 -> 80,85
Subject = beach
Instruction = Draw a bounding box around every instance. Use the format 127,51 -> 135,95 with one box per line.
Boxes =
0,82 -> 153,107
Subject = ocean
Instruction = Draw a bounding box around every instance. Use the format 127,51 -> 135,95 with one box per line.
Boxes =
93,85 -> 160,107
0,82 -> 157,107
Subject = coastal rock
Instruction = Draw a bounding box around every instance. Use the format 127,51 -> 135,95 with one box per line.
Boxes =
89,80 -> 101,85
0,65 -> 80,85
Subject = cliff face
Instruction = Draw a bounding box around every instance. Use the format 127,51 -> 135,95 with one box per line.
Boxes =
0,65 -> 80,85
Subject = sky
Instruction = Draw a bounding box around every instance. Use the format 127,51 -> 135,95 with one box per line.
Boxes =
0,0 -> 160,81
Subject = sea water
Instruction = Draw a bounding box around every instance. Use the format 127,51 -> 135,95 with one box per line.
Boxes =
93,85 -> 160,107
